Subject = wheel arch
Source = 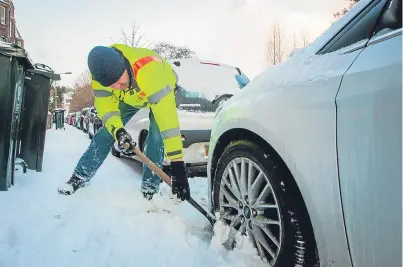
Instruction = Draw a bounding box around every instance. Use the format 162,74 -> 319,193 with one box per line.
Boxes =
212,94 -> 233,105
210,127 -> 319,263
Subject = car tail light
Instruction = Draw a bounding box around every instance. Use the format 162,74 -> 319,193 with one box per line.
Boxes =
200,62 -> 220,66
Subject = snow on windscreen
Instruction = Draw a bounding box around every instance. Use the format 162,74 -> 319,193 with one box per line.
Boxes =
170,59 -> 244,102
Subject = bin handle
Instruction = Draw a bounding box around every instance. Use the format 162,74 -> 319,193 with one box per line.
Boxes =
34,63 -> 54,73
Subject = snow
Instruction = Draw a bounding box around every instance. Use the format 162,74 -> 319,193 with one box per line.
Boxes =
0,125 -> 265,267
235,35 -> 371,101
170,58 -> 245,101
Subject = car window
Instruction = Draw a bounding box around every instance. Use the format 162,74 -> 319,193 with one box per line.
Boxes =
174,85 -> 216,113
373,0 -> 402,36
319,0 -> 387,54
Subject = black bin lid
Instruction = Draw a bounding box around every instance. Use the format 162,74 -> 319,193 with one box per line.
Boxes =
0,41 -> 34,69
0,41 -> 61,80
27,63 -> 61,80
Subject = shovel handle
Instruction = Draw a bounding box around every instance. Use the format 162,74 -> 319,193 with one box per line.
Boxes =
124,144 -> 216,225
132,146 -> 172,187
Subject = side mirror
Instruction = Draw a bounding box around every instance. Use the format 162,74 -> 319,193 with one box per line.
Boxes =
235,74 -> 250,89
382,0 -> 401,26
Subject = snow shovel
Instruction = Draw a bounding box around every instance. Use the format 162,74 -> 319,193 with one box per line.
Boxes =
127,145 -> 239,250
127,145 -> 216,224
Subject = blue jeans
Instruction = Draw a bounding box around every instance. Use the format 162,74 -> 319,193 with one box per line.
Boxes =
73,102 -> 164,194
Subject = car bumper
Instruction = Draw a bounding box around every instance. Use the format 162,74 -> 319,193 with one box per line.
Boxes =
206,106 -> 226,212
163,142 -> 209,177
163,142 -> 209,164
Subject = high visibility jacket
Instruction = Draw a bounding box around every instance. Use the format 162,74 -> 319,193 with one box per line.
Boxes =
91,43 -> 184,160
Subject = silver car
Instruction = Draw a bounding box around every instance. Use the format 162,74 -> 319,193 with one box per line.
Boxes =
207,0 -> 401,266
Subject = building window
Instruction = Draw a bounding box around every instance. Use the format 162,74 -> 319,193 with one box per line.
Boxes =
1,36 -> 6,42
1,7 -> 5,25
17,40 -> 21,46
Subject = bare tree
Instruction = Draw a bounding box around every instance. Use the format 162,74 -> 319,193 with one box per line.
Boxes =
114,22 -> 195,59
334,0 -> 359,18
301,33 -> 309,47
117,21 -> 151,48
266,20 -> 288,65
152,42 -> 196,60
74,69 -> 91,88
69,70 -> 94,112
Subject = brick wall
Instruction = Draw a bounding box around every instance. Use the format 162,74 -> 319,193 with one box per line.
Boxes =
0,3 -> 8,40
0,0 -> 24,47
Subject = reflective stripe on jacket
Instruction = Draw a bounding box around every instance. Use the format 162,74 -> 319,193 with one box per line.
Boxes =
91,43 -> 184,160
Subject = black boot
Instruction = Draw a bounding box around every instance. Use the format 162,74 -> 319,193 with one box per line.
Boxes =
143,192 -> 154,200
58,175 -> 86,195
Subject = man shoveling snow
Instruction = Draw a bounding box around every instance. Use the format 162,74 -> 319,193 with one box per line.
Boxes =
58,44 -> 190,202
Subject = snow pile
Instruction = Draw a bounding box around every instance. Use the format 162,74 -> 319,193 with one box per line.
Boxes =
0,126 -> 264,267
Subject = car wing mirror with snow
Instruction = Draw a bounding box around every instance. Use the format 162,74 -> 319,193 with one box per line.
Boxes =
235,74 -> 250,89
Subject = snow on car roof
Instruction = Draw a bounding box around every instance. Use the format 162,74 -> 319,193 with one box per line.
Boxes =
168,58 -> 245,101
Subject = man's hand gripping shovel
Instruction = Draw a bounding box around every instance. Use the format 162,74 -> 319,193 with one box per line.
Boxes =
124,144 -> 239,250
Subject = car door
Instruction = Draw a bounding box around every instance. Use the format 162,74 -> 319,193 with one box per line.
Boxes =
236,1 -> 393,265
335,0 -> 402,266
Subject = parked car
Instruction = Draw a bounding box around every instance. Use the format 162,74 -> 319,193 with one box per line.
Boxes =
68,114 -> 75,125
170,58 -> 249,106
73,111 -> 81,129
87,106 -> 103,139
80,107 -> 91,133
207,0 -> 401,267
67,113 -> 75,125
111,58 -> 250,177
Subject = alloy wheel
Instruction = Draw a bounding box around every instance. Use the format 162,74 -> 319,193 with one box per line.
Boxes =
219,157 -> 283,265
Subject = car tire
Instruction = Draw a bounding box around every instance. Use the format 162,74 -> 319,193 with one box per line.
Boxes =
213,140 -> 316,267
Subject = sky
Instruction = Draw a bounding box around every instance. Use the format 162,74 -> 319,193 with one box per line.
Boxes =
14,0 -> 346,87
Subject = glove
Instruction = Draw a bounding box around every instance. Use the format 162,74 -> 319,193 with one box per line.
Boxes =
170,161 -> 190,201
115,128 -> 137,153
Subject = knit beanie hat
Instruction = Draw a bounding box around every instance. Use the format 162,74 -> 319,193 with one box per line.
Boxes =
87,46 -> 126,87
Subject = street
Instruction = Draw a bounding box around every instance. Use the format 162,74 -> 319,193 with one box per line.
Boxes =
0,125 -> 265,267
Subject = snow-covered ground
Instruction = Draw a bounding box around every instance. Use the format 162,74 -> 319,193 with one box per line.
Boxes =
0,125 -> 266,267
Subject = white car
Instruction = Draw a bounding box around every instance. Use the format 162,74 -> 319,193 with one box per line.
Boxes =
111,58 -> 250,176
207,0 -> 401,266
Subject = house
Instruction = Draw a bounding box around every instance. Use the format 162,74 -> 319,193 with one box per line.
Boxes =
63,91 -> 74,113
0,0 -> 24,47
